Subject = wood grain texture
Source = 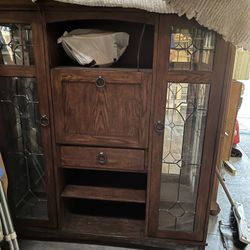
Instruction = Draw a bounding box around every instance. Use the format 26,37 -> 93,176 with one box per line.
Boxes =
147,15 -> 235,243
42,7 -> 156,25
147,14 -> 172,237
210,81 -> 242,214
32,19 -> 58,228
221,81 -> 243,161
61,185 -> 146,203
167,71 -> 212,84
60,146 -> 145,171
0,11 -> 38,21
0,0 -> 34,6
0,4 -> 234,248
18,221 -> 205,249
195,40 -> 236,241
0,66 -> 36,77
63,214 -> 144,238
52,68 -> 151,148
0,11 -> 57,228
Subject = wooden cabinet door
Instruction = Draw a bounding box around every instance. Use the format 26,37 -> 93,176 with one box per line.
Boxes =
0,12 -> 57,227
51,68 -> 151,148
147,15 -> 235,242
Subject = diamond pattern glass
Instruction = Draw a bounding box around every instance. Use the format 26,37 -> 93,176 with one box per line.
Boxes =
0,77 -> 48,220
0,24 -> 34,65
158,83 -> 210,232
169,27 -> 215,71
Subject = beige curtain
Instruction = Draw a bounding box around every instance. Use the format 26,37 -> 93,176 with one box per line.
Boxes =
54,0 -> 250,51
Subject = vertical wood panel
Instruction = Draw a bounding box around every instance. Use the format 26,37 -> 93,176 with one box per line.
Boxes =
51,69 -> 151,148
194,39 -> 236,240
32,17 -> 58,227
147,14 -> 235,243
147,14 -> 172,236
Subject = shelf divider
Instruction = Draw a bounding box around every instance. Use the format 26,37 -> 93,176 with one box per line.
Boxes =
61,185 -> 146,203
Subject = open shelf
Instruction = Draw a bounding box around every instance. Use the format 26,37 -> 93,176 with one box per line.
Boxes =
63,214 -> 144,238
46,20 -> 154,69
61,185 -> 146,203
63,198 -> 146,220
64,169 -> 147,190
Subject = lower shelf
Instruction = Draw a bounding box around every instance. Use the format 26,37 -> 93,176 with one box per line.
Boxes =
63,214 -> 145,238
64,198 -> 146,220
61,185 -> 146,203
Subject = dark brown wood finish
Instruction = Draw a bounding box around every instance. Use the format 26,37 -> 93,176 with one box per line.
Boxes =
0,66 -> 36,77
31,17 -> 57,227
0,10 -> 57,228
0,11 -> 38,21
63,215 -> 145,239
167,71 -> 212,84
147,14 -> 172,237
0,0 -> 35,7
61,185 -> 146,203
201,42 -> 236,241
60,146 -> 145,172
18,225 -> 206,249
192,39 -> 235,240
147,14 -> 235,242
44,10 -> 156,25
51,68 -> 151,148
0,3 -> 235,249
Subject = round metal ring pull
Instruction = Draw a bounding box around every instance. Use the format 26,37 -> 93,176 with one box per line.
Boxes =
95,76 -> 106,88
40,115 -> 49,127
154,120 -> 164,133
97,152 -> 107,165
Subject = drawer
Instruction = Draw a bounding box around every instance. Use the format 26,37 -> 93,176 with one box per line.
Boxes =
60,146 -> 145,172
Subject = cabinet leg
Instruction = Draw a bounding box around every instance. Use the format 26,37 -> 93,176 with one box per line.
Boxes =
210,201 -> 221,216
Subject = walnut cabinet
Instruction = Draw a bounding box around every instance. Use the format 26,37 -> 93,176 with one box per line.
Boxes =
0,1 -> 235,250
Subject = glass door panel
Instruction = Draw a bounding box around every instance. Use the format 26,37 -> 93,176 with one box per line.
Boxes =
169,27 -> 215,71
0,24 -> 34,65
0,76 -> 48,220
158,83 -> 210,232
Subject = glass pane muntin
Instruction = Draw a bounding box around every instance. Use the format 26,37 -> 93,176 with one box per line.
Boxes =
0,76 -> 48,220
169,27 -> 216,71
158,82 -> 210,232
0,23 -> 34,66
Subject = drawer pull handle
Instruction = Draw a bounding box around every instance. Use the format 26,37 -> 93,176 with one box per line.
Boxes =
40,114 -> 49,127
97,152 -> 107,165
95,76 -> 105,88
154,120 -> 164,133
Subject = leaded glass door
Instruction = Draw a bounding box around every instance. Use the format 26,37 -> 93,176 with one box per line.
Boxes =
0,13 -> 56,226
147,15 -> 231,241
157,82 -> 210,233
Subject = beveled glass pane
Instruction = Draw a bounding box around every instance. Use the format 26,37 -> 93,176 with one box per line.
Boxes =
158,83 -> 210,232
0,77 -> 48,220
169,27 -> 215,71
0,24 -> 34,65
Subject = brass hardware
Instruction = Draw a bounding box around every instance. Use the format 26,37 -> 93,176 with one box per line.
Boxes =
40,115 -> 49,127
97,152 -> 107,165
95,76 -> 105,88
155,120 -> 164,133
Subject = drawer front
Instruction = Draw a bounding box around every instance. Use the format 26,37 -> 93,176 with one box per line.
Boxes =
60,146 -> 145,171
51,68 -> 151,148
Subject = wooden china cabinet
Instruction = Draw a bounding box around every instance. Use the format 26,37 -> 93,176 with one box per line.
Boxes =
0,1 -> 235,249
